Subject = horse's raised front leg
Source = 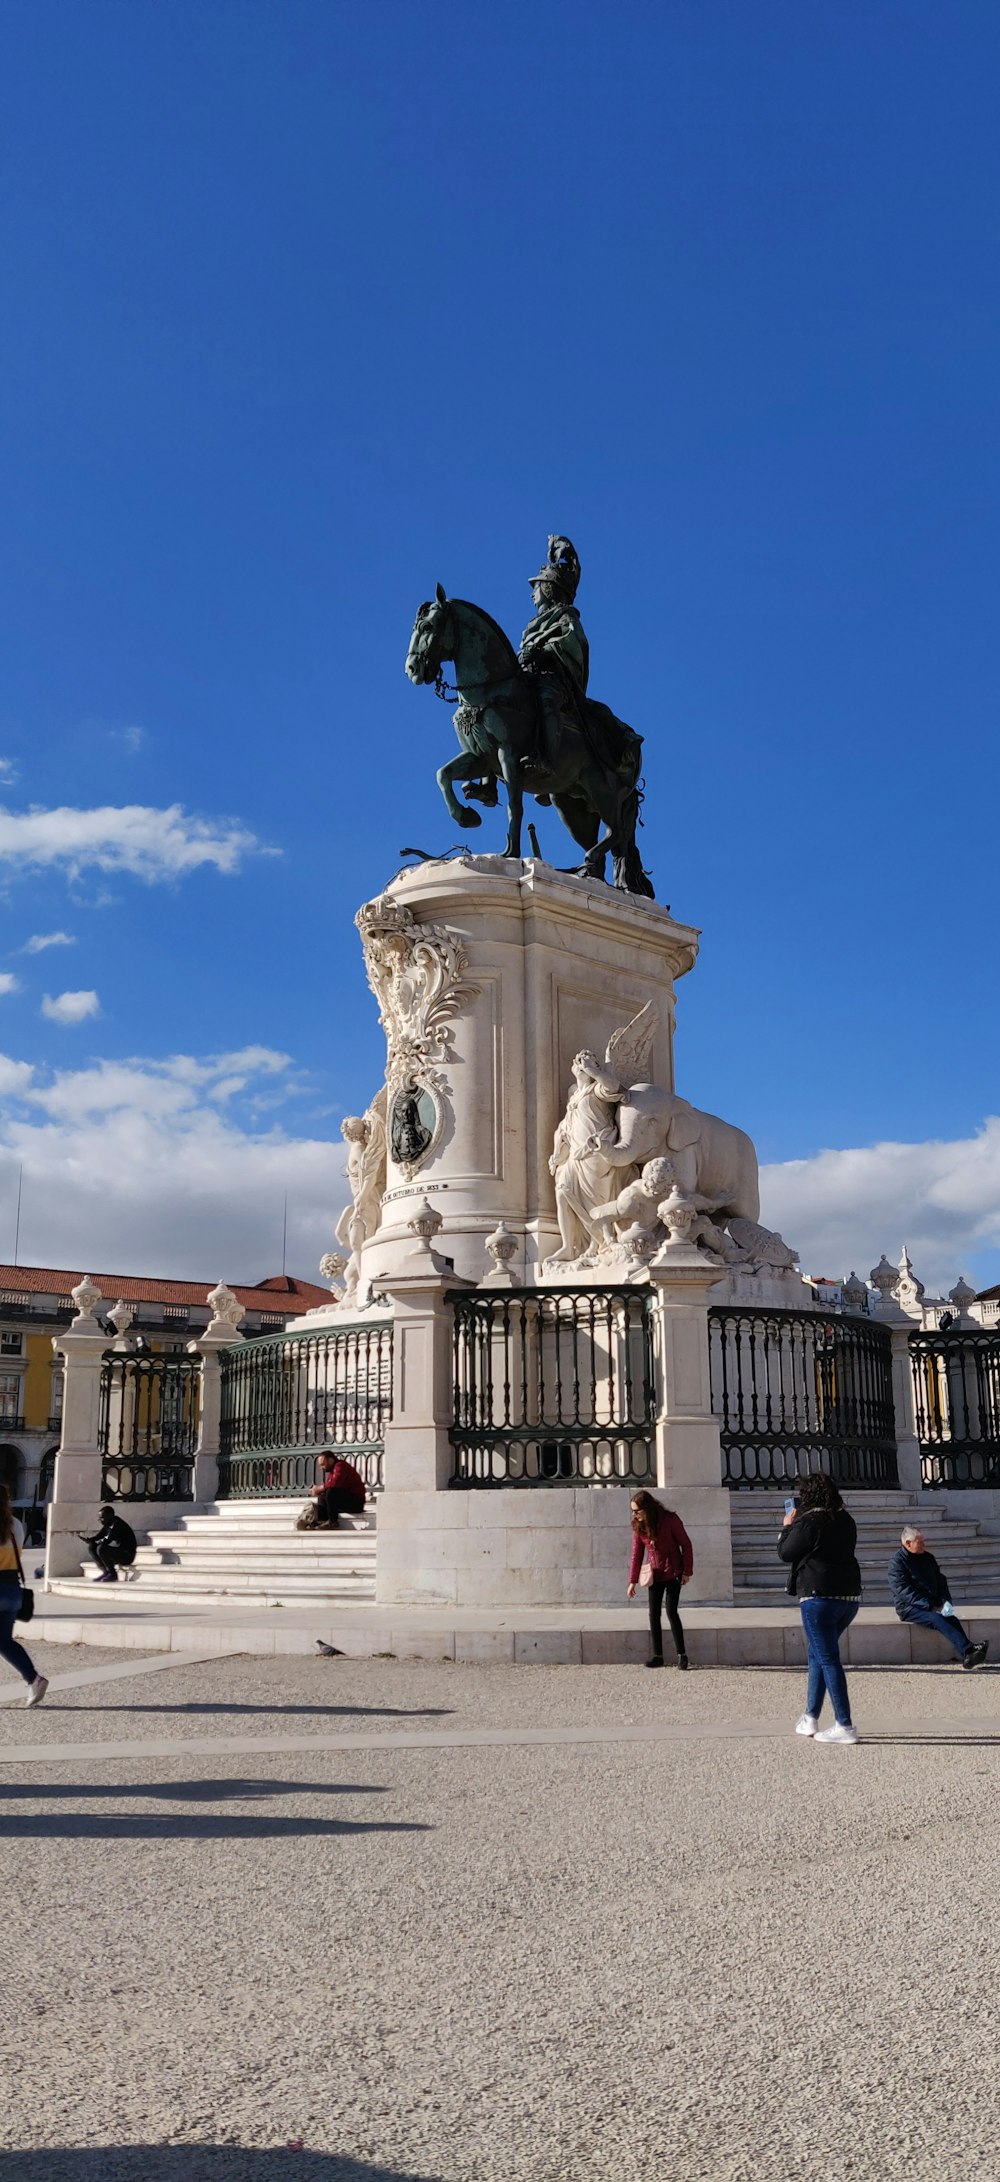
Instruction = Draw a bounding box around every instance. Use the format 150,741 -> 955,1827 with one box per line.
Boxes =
437,754 -> 484,829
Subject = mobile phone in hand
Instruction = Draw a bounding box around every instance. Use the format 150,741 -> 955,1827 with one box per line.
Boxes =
784,1496 -> 799,1516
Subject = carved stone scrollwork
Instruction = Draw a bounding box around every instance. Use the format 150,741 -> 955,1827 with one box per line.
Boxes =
356,892 -> 480,1180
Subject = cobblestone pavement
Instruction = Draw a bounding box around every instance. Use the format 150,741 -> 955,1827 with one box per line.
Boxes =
3,1647 -> 1000,2182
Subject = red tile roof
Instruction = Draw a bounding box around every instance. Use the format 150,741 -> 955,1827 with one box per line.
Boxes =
0,1263 -> 333,1313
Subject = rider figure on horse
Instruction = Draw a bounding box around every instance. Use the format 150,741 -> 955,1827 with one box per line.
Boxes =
518,536 -> 589,785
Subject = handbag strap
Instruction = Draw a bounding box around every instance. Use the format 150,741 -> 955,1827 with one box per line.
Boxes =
9,1526 -> 27,1588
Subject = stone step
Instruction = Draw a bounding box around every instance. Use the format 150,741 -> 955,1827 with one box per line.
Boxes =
59,1573 -> 376,1606
140,1530 -> 375,1558
132,1549 -> 376,1577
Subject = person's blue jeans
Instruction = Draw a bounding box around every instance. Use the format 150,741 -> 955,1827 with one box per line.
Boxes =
800,1597 -> 859,1726
0,1575 -> 36,1686
900,1604 -> 971,1659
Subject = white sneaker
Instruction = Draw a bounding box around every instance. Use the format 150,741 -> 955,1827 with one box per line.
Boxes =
25,1674 -> 48,1709
814,1721 -> 858,1744
794,1713 -> 819,1736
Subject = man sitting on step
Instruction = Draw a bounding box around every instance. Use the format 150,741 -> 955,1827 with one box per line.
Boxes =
78,1505 -> 138,1583
888,1524 -> 989,1669
297,1451 -> 367,1531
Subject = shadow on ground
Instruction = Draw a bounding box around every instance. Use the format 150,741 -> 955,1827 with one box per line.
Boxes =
61,1704 -> 456,1719
0,2153 -> 443,2182
0,1776 -> 432,1840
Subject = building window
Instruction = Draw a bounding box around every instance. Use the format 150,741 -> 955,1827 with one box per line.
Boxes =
0,1372 -> 21,1424
50,1373 -> 64,1421
0,1331 -> 22,1355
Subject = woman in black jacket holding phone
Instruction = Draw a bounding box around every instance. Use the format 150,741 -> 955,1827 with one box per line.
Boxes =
778,1472 -> 862,1745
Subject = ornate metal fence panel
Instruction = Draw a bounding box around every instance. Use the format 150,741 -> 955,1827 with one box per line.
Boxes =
910,1326 -> 1000,1487
450,1286 -> 655,1487
99,1351 -> 201,1502
708,1305 -> 897,1489
218,1322 -> 392,1497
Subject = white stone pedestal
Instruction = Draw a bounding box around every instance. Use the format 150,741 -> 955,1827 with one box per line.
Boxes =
361,856 -> 699,1289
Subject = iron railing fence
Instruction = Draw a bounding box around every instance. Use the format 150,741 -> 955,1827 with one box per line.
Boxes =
217,1321 -> 392,1498
450,1286 -> 656,1487
910,1326 -> 1000,1487
98,1350 -> 201,1502
708,1304 -> 898,1489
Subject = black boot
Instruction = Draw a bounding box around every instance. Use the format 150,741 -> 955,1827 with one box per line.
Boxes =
644,1655 -> 664,1669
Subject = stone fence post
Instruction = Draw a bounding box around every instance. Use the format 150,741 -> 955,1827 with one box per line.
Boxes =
44,1277 -> 108,1585
885,1318 -> 923,1496
647,1241 -> 734,1603
371,1203 -> 474,1607
188,1283 -> 246,1504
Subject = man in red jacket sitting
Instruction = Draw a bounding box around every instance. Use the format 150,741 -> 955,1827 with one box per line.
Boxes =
299,1451 -> 367,1530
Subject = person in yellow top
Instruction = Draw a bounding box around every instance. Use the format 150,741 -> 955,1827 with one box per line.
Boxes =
0,1482 -> 47,1706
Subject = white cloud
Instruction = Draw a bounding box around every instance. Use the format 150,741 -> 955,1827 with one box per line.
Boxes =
0,974 -> 19,997
41,989 -> 100,1025
0,760 -> 16,783
23,932 -> 75,954
0,802 -> 265,881
0,1055 -> 33,1095
761,1117 -> 1000,1293
0,1045 -> 346,1280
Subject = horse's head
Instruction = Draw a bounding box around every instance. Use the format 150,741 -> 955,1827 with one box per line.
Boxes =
405,582 -> 452,685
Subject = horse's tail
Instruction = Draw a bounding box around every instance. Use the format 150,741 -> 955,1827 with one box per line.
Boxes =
580,698 -> 643,784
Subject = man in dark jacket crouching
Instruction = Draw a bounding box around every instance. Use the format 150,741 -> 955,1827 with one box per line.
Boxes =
889,1525 -> 988,1668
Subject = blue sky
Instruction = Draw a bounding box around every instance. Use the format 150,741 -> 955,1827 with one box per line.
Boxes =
0,0 -> 998,1290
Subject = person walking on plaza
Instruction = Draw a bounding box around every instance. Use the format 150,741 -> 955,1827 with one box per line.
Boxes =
80,1505 -> 137,1582
889,1525 -> 989,1669
297,1450 -> 367,1530
779,1473 -> 862,1743
627,1490 -> 693,1669
0,1483 -> 47,1706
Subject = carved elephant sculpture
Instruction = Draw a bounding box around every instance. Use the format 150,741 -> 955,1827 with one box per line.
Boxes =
607,1086 -> 760,1225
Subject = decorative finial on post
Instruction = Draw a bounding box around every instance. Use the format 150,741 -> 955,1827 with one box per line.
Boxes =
205,1281 -> 245,1335
406,1198 -> 444,1256
70,1275 -> 102,1325
107,1299 -> 135,1344
869,1254 -> 901,1317
948,1276 -> 978,1326
841,1271 -> 868,1314
484,1220 -> 518,1283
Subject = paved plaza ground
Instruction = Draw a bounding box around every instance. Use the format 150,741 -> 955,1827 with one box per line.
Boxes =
3,1647 -> 1000,2182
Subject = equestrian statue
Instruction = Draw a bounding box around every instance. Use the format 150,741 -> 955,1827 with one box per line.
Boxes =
404,536 -> 654,898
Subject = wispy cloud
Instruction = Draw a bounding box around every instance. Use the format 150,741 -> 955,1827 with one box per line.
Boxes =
0,760 -> 17,784
0,974 -> 19,998
23,931 -> 75,955
41,989 -> 100,1025
0,803 -> 267,881
761,1118 -> 1000,1293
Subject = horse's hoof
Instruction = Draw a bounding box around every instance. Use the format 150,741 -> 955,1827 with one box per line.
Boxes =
454,808 -> 482,829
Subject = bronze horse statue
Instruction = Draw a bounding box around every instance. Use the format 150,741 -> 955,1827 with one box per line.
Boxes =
405,587 -> 653,898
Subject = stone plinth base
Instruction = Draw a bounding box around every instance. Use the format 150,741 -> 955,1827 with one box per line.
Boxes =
361,857 -> 699,1288
374,1484 -> 734,1610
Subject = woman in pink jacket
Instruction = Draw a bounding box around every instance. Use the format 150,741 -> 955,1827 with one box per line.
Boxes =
627,1489 -> 693,1669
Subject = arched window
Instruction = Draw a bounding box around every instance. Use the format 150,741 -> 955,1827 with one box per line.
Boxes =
36,1446 -> 58,1503
0,1444 -> 21,1498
